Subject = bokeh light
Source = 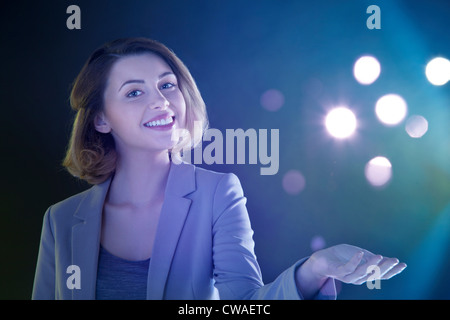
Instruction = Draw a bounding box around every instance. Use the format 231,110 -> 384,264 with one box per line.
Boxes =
425,57 -> 450,86
353,55 -> 381,85
260,89 -> 285,111
310,235 -> 326,252
325,107 -> 357,139
365,156 -> 393,188
405,115 -> 429,138
282,170 -> 306,195
375,94 -> 408,126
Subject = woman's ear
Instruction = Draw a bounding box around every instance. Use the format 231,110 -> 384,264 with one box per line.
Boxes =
94,113 -> 111,133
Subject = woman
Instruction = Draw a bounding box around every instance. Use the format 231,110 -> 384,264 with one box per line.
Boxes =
32,38 -> 406,300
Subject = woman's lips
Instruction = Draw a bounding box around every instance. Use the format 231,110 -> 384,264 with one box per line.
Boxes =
143,115 -> 175,130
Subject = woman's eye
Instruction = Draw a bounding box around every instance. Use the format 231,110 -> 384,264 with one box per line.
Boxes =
126,90 -> 143,98
161,82 -> 176,90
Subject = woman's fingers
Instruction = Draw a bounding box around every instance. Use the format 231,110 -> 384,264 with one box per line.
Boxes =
340,254 -> 383,283
349,256 -> 407,285
339,251 -> 364,276
382,262 -> 407,280
378,257 -> 400,276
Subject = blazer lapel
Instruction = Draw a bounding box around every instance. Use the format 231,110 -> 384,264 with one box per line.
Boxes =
146,161 -> 196,299
71,177 -> 111,299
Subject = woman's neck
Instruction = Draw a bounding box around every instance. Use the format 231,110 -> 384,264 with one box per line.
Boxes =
107,149 -> 171,208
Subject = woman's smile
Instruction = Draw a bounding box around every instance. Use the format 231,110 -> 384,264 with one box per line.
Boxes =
143,115 -> 175,130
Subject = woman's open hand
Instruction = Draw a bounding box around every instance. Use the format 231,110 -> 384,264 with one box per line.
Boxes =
296,244 -> 407,298
308,244 -> 406,284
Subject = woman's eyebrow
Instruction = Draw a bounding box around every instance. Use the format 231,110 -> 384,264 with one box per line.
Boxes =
118,79 -> 145,92
158,71 -> 175,79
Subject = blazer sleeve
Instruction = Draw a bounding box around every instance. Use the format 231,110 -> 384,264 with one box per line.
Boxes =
211,173 -> 336,300
32,206 -> 56,300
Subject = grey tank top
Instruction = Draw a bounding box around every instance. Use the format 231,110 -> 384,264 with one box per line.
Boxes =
96,245 -> 150,300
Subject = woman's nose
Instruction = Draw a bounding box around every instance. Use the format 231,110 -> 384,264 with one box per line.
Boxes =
148,91 -> 169,110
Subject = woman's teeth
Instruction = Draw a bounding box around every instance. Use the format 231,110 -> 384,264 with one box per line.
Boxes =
144,116 -> 174,127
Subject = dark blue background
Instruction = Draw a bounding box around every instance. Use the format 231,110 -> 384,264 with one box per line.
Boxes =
1,0 -> 449,299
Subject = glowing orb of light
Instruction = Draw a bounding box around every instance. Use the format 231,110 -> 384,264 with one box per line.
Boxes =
405,115 -> 428,138
375,94 -> 408,126
282,170 -> 306,195
260,89 -> 285,111
425,57 -> 450,86
365,156 -> 392,187
310,235 -> 326,252
353,55 -> 381,85
325,107 -> 357,139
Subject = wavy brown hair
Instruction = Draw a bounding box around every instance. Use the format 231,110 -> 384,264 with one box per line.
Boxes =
63,38 -> 208,184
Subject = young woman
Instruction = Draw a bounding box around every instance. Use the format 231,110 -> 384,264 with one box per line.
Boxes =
32,38 -> 406,300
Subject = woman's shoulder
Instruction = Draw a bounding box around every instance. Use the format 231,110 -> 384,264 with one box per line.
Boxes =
51,187 -> 92,209
179,162 -> 242,187
45,179 -> 110,220
176,163 -> 244,200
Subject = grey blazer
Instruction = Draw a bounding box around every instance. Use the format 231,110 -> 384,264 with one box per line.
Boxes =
32,161 -> 336,299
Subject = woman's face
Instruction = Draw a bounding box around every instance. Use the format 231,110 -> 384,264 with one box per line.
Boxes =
97,53 -> 187,156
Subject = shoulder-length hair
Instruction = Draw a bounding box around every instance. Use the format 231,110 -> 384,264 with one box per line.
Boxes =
62,38 -> 208,185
